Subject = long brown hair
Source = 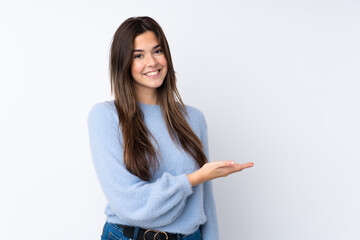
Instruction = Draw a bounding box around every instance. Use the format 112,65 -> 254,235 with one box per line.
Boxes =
110,16 -> 207,181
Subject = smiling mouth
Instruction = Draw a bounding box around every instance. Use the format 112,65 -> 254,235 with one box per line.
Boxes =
144,69 -> 160,77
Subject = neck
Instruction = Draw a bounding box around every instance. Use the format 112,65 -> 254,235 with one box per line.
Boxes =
135,89 -> 159,105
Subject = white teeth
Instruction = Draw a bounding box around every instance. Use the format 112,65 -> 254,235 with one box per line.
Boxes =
145,70 -> 159,76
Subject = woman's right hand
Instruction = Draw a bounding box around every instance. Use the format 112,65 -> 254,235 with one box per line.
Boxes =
187,161 -> 254,187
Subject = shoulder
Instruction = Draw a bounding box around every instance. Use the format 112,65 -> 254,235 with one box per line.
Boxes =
88,100 -> 116,114
87,100 -> 118,125
184,105 -> 207,137
184,104 -> 206,124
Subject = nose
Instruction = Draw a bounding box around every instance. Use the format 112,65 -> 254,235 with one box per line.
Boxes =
145,53 -> 156,67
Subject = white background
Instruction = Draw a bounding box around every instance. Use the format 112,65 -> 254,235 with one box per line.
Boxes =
1,0 -> 359,239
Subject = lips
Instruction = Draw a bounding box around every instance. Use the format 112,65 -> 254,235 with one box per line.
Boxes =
144,69 -> 160,76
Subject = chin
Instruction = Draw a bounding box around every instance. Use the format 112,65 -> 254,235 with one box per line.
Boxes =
145,78 -> 165,88
152,81 -> 165,89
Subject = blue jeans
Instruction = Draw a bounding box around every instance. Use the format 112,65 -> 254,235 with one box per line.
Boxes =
101,222 -> 202,240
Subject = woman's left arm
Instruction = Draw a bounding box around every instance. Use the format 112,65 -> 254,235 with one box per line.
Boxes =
198,112 -> 220,240
201,181 -> 219,240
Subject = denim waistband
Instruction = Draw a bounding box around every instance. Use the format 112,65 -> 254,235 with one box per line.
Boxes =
101,222 -> 202,240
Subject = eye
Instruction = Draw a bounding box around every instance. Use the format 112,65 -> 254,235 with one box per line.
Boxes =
133,54 -> 142,59
154,49 -> 162,54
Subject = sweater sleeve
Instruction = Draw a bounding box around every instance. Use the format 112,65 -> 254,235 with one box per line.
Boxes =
198,112 -> 220,240
87,102 -> 193,228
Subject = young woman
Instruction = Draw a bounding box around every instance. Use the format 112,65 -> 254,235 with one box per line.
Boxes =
87,16 -> 254,240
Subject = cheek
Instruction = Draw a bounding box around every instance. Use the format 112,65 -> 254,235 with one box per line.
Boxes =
158,57 -> 168,75
160,57 -> 168,67
131,62 -> 142,76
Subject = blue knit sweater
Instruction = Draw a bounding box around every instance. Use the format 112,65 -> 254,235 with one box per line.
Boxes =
87,101 -> 219,239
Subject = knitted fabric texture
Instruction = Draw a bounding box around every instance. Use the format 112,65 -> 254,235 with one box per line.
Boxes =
87,101 -> 219,239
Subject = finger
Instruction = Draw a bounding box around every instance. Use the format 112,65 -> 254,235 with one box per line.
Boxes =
220,161 -> 253,169
215,160 -> 235,167
236,162 -> 254,168
234,162 -> 254,171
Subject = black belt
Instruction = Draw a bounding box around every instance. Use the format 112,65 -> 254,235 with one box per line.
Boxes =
117,224 -> 180,240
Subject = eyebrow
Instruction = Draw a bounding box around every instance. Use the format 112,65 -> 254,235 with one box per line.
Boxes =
133,44 -> 161,52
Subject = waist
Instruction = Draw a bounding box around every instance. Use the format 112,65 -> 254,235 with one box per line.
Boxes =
116,223 -> 201,240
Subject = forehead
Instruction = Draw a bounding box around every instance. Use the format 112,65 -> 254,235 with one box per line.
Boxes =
133,31 -> 160,49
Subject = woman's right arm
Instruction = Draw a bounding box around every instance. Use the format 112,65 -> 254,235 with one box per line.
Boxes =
87,102 -> 193,228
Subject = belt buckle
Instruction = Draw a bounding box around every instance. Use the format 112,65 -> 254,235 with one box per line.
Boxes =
143,229 -> 168,240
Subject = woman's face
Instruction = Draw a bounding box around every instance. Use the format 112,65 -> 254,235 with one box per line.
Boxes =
131,31 -> 168,97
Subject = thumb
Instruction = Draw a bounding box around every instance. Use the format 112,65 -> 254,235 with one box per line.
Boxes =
221,160 -> 235,166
